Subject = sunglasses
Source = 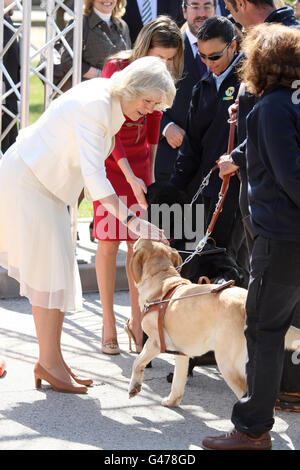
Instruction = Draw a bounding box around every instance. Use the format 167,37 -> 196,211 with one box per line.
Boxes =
198,38 -> 235,62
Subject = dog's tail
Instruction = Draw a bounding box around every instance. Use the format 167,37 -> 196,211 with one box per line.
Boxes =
285,326 -> 300,351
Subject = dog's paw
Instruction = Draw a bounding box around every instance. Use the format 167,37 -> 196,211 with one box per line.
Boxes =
128,382 -> 141,399
161,395 -> 182,407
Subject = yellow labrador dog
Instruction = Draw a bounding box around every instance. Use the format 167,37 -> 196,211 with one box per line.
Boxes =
128,238 -> 300,407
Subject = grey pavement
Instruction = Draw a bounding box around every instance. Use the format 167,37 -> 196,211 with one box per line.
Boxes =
1,291 -> 300,451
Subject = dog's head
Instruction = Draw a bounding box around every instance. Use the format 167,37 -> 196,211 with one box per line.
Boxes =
130,238 -> 182,285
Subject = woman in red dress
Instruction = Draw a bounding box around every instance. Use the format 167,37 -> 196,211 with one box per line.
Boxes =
93,16 -> 184,354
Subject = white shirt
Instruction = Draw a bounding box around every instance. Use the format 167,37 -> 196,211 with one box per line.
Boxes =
93,7 -> 112,25
136,0 -> 157,20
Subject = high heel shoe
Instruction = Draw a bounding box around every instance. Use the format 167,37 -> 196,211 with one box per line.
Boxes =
34,363 -> 88,394
124,320 -> 142,354
64,364 -> 93,386
101,327 -> 120,355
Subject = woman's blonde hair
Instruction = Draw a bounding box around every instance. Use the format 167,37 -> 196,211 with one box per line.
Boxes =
240,23 -> 300,95
109,56 -> 176,111
107,15 -> 184,82
83,0 -> 126,18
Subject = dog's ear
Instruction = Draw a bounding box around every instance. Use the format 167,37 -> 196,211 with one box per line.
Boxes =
130,248 -> 144,285
170,248 -> 182,268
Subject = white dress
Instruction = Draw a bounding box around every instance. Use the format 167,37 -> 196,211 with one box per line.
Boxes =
0,145 -> 82,311
0,78 -> 125,311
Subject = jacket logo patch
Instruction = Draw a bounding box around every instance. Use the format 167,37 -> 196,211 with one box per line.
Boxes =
223,86 -> 235,101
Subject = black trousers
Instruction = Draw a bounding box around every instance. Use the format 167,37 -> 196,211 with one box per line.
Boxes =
231,236 -> 300,435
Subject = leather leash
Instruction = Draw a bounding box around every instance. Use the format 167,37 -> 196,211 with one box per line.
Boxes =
206,116 -> 237,238
176,113 -> 238,272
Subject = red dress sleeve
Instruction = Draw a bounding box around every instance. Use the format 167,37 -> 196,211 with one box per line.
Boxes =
101,60 -> 121,78
147,110 -> 163,145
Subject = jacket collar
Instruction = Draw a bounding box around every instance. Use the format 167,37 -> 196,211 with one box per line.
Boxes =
88,10 -> 118,29
110,95 -> 126,136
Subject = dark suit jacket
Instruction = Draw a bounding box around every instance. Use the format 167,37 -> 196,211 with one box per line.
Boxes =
218,0 -> 230,16
154,33 -> 204,180
123,0 -> 185,44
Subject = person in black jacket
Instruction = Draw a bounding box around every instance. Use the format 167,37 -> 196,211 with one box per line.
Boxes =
170,16 -> 248,285
154,0 -> 216,183
123,0 -> 185,45
217,0 -> 300,416
202,23 -> 300,451
218,0 -> 300,254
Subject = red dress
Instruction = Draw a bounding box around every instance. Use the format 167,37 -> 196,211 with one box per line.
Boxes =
93,59 -> 162,241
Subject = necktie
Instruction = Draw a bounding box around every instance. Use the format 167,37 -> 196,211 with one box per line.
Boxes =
194,47 -> 207,77
141,0 -> 152,26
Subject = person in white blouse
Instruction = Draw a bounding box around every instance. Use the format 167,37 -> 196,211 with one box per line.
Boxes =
0,56 -> 175,395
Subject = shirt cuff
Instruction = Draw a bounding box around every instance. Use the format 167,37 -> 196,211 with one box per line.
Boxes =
162,122 -> 175,137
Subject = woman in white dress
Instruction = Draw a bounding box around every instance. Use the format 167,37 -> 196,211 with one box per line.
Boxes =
0,57 -> 175,394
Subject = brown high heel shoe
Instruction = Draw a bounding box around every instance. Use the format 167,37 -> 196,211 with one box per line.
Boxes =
101,327 -> 120,355
65,365 -> 93,386
34,363 -> 88,394
124,320 -> 142,354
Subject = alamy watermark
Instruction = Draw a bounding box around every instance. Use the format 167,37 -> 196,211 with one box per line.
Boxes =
291,340 -> 300,365
94,196 -> 204,248
292,80 -> 300,104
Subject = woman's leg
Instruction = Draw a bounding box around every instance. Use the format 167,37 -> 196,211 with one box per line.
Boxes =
32,306 -> 77,385
56,311 -> 93,384
126,241 -> 143,350
96,240 -> 120,343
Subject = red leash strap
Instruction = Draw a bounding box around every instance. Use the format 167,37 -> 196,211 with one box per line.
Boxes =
206,117 -> 237,237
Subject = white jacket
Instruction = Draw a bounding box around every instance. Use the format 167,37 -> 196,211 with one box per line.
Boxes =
16,78 -> 125,206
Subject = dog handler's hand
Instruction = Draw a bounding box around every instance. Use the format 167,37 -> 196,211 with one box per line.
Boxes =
228,101 -> 238,123
128,218 -> 169,245
217,155 -> 239,180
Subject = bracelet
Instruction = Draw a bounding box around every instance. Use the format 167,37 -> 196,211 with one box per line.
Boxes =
123,213 -> 136,225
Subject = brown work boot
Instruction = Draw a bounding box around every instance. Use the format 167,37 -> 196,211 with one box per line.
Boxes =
201,428 -> 272,450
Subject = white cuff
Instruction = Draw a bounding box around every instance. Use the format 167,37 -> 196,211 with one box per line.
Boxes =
162,122 -> 175,136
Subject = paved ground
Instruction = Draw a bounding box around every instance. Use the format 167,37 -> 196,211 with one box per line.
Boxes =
0,292 -> 299,451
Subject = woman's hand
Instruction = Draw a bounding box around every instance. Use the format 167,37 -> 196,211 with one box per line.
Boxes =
128,218 -> 169,245
127,174 -> 148,210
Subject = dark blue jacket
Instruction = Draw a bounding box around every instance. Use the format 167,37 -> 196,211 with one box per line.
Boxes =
231,6 -> 300,168
247,87 -> 300,241
170,55 -> 242,199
